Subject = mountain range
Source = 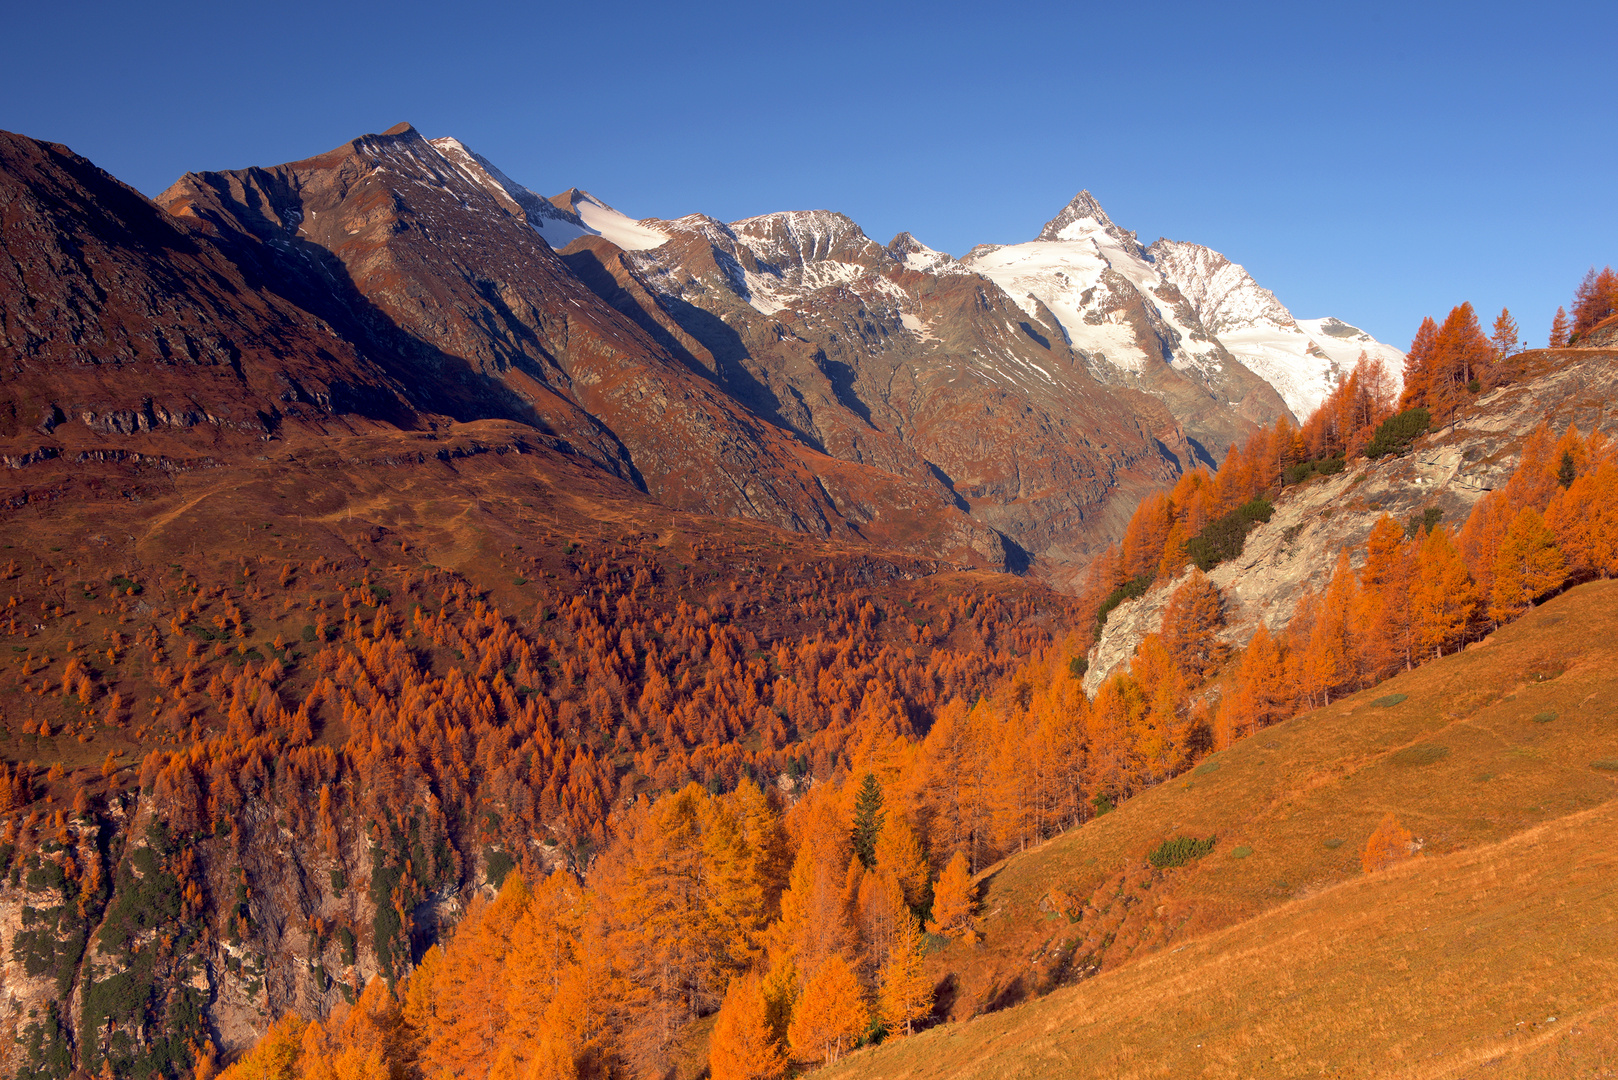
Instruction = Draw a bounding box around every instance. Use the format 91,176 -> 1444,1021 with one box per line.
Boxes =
4,122 -> 1402,587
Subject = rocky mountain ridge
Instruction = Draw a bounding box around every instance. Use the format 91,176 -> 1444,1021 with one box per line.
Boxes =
3,121 -> 1401,589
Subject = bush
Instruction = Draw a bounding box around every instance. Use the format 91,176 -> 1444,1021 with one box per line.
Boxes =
1283,455 -> 1346,485
484,847 -> 517,888
1366,407 -> 1431,459
1372,693 -> 1408,707
1067,656 -> 1088,679
1185,497 -> 1274,572
108,575 -> 142,596
1147,835 -> 1216,868
1405,506 -> 1443,539
1096,574 -> 1152,628
1391,745 -> 1449,766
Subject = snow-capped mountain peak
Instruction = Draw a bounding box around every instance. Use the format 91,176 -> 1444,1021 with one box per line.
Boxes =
886,231 -> 964,275
1037,189 -> 1120,242
1149,238 -> 1404,418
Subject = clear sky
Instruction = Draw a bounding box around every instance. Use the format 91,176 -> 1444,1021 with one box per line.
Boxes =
5,0 -> 1613,347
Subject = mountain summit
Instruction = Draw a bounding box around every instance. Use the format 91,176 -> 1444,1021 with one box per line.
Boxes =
1036,189 -> 1118,241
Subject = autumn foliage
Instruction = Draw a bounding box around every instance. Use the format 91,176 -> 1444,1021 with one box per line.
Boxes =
208,289 -> 1618,1078
1362,812 -> 1415,873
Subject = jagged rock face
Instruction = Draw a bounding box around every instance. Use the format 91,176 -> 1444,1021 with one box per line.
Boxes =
1582,315 -> 1618,349
1149,238 -> 1406,419
0,132 -> 416,444
1084,350 -> 1618,692
961,193 -> 1295,463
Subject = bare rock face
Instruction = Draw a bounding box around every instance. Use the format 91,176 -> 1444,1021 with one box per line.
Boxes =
1084,350 -> 1618,692
1580,314 -> 1618,349
0,132 -> 417,446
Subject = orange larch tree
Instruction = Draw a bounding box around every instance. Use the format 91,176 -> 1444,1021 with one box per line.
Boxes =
926,850 -> 978,941
1362,812 -> 1415,873
786,954 -> 867,1066
1550,306 -> 1571,348
1489,307 -> 1520,361
709,972 -> 787,1080
1399,316 -> 1439,411
1488,507 -> 1567,623
1160,570 -> 1229,683
1411,528 -> 1478,657
1571,266 -> 1618,338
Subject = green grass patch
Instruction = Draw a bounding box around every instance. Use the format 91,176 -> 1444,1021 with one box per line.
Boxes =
1391,745 -> 1449,766
1193,759 -> 1221,776
1591,760 -> 1618,772
1231,846 -> 1254,859
1147,836 -> 1216,869
1372,693 -> 1408,708
1323,838 -> 1345,849
1532,711 -> 1557,724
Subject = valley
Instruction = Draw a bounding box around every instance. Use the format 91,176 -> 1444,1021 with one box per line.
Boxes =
0,116 -> 1613,1080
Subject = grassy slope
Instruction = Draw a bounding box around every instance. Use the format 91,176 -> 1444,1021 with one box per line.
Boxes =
849,579 -> 1618,1076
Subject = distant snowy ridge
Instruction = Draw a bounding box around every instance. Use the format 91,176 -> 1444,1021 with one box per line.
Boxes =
961,191 -> 1234,382
426,134 -> 1398,425
427,137 -> 669,252
1149,239 -> 1404,418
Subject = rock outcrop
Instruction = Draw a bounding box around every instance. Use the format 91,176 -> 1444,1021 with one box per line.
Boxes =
1085,349 -> 1618,692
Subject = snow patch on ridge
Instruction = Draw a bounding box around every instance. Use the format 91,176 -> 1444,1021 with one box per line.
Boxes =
569,193 -> 671,251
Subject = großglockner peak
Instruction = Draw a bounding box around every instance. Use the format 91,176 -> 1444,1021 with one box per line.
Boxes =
960,189 -> 1404,420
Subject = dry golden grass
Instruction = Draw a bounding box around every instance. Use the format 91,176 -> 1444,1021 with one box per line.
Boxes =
832,798 -> 1618,1079
925,579 -> 1618,1022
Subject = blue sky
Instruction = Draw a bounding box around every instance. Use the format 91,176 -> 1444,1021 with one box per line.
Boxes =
6,0 -> 1613,347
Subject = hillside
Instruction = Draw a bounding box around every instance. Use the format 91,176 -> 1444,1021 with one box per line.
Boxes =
0,412 -> 1084,1075
0,117 -> 1590,1080
1086,347 -> 1618,690
829,579 -> 1618,1077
